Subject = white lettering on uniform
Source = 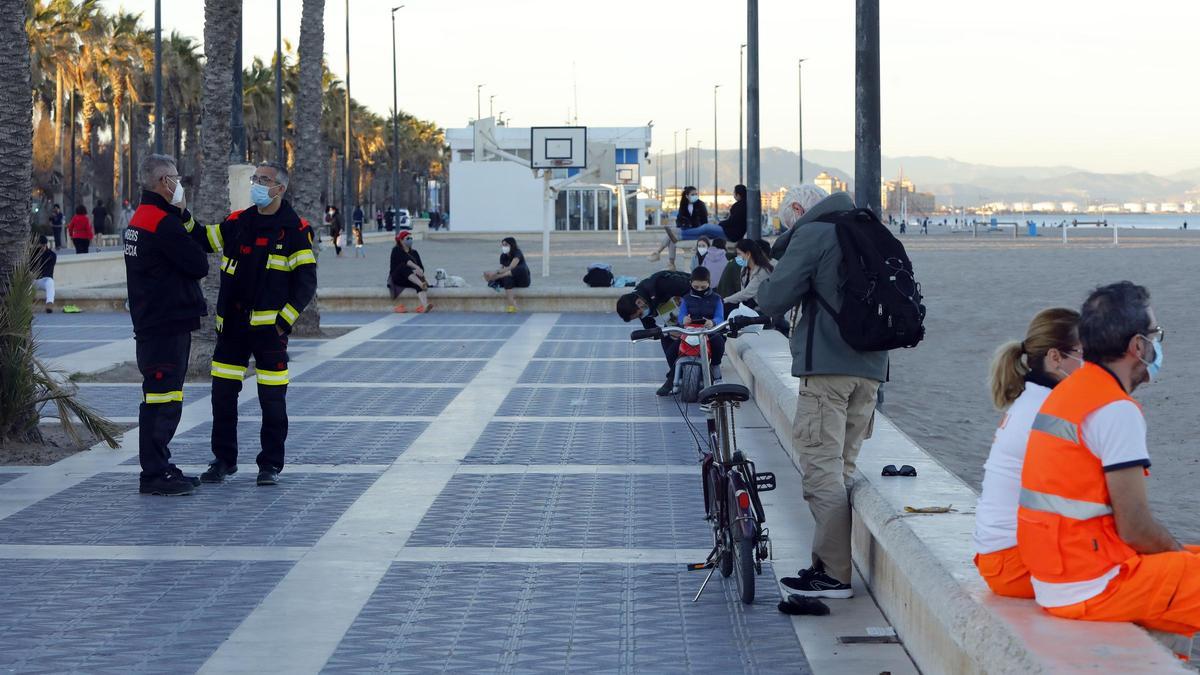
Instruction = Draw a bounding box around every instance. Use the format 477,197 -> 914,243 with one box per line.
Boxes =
124,229 -> 138,242
124,243 -> 137,257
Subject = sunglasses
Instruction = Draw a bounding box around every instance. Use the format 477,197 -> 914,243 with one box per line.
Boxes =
881,464 -> 917,477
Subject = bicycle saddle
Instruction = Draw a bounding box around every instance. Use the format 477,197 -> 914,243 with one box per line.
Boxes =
699,383 -> 750,404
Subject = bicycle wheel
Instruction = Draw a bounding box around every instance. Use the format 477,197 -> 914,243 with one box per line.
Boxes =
719,527 -> 734,578
734,533 -> 755,604
680,362 -> 702,403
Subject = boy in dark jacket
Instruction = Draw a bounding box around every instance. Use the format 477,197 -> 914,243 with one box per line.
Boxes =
617,269 -> 690,395
677,266 -> 725,381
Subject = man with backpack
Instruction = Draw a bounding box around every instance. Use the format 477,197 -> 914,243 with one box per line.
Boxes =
757,187 -> 924,601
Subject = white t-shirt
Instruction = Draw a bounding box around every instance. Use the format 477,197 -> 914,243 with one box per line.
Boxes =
1030,399 -> 1151,608
974,383 -> 1051,555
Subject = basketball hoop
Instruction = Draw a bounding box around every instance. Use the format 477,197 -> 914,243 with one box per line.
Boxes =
552,159 -> 571,167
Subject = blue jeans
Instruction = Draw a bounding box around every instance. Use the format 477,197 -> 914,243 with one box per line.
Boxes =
679,224 -> 726,240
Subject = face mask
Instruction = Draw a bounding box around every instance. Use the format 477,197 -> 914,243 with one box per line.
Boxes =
1056,353 -> 1084,378
250,183 -> 274,208
734,256 -> 748,268
643,306 -> 653,318
501,245 -> 511,255
696,246 -> 708,257
687,194 -> 699,204
1139,336 -> 1164,381
691,284 -> 708,293
167,177 -> 185,206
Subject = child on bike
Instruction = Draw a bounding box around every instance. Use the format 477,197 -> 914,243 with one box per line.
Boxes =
677,266 -> 725,381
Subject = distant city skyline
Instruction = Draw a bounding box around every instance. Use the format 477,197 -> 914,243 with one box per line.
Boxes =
100,0 -> 1200,175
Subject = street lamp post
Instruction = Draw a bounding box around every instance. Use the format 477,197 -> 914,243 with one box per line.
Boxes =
673,130 -> 678,195
344,0 -> 354,222
476,84 -> 484,121
739,43 -> 745,186
489,94 -> 495,119
391,6 -> 404,212
855,0 -> 882,216
713,84 -> 720,212
746,0 -> 762,239
153,0 -> 162,154
684,128 -> 690,187
275,0 -> 284,165
798,58 -> 805,184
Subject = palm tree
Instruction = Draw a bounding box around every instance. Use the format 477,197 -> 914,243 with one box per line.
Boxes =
290,0 -> 326,338
103,10 -> 146,208
1,0 -> 33,280
190,0 -> 242,375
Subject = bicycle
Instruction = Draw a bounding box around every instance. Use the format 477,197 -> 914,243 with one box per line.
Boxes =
630,314 -> 777,604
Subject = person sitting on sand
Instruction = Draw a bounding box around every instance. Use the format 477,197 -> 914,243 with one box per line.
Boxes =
483,236 -> 530,313
388,231 -> 431,313
973,307 -> 1081,598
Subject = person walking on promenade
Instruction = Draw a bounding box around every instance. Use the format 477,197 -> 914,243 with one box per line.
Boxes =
483,237 -> 530,313
389,231 -> 431,313
92,199 -> 110,237
124,153 -> 210,496
328,206 -> 344,256
1019,282 -> 1200,660
192,161 -> 318,487
32,235 -> 57,313
352,204 -> 365,234
718,184 -> 748,243
648,187 -> 722,268
755,188 -> 888,600
375,209 -> 384,232
616,269 -> 691,396
353,220 -> 365,258
67,205 -> 93,254
49,204 -> 64,250
973,308 -> 1082,598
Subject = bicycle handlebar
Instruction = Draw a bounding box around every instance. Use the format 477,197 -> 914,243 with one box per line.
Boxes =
629,315 -> 771,342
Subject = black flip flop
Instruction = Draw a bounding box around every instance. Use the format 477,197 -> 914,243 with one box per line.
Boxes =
777,594 -> 831,616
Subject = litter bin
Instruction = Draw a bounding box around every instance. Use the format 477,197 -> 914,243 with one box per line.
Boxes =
1027,221 -> 1037,237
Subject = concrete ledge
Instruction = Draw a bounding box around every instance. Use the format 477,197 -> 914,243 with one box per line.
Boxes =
49,285 -> 626,313
725,331 -> 1187,675
53,251 -> 125,288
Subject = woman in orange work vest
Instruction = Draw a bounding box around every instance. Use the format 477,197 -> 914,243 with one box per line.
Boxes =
972,308 -> 1083,597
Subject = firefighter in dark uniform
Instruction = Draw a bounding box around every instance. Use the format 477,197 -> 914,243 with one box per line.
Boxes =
124,153 -> 210,496
193,161 -> 317,486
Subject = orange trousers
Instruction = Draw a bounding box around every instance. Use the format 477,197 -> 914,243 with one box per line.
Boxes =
975,547 -> 1035,599
1047,547 -> 1200,658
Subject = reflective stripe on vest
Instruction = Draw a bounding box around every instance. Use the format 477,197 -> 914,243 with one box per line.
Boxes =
279,303 -> 299,325
250,310 -> 278,326
1019,487 -> 1112,521
266,254 -> 290,272
205,224 -> 224,252
220,256 -> 238,275
1031,413 -> 1079,444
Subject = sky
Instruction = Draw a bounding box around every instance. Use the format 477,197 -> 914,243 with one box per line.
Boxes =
99,0 -> 1200,175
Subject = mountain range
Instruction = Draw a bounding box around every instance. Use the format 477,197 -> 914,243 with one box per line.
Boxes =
661,148 -> 1200,206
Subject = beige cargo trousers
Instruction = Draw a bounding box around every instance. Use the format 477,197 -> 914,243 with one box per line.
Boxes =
791,374 -> 880,585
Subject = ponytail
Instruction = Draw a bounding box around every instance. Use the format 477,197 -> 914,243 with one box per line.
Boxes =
988,307 -> 1081,410
989,341 -> 1028,410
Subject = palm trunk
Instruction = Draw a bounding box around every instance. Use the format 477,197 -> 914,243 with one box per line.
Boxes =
190,0 -> 242,375
289,0 -> 327,337
80,96 -> 96,210
111,87 -> 124,211
53,64 -> 64,207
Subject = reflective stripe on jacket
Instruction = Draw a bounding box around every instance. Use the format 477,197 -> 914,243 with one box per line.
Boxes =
1017,362 -> 1139,587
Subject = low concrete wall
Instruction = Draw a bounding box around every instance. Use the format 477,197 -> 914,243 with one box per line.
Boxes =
54,251 -> 125,289
725,331 -> 1187,675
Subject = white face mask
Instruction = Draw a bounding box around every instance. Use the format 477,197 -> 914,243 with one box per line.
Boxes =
167,177 -> 185,207
501,245 -> 511,255
696,246 -> 708,257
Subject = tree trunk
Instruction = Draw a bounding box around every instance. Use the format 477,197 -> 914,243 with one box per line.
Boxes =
53,64 -> 64,208
111,87 -> 124,211
289,0 -> 326,338
189,0 -> 242,376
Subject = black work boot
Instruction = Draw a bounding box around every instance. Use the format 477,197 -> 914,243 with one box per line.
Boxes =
139,471 -> 196,496
656,371 -> 675,397
200,460 -> 237,484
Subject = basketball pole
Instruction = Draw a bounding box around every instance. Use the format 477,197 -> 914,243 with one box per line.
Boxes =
542,170 -> 552,277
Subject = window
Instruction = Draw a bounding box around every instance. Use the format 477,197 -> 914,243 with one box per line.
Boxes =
616,148 -> 640,165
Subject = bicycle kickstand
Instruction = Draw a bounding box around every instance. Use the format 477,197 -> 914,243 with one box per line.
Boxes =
688,545 -> 720,603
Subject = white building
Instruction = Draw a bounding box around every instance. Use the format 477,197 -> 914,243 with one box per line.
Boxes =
445,123 -> 657,233
1060,201 -> 1080,213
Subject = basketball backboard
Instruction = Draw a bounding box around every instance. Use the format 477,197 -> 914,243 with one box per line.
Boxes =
531,126 -> 587,169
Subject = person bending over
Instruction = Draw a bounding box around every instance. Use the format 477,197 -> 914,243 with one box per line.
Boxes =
616,269 -> 691,396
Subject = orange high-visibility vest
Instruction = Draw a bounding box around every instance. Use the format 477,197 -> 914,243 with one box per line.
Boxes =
1017,362 -> 1139,585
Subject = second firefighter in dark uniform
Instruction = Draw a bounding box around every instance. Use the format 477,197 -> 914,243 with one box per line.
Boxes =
192,162 -> 317,486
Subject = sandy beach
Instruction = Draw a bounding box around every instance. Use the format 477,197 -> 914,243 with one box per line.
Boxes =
879,228 -> 1200,542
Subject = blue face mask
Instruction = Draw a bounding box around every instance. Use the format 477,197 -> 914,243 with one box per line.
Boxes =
1140,336 -> 1164,381
250,184 -> 274,208
687,194 -> 699,204
734,256 -> 748,268
643,306 -> 653,318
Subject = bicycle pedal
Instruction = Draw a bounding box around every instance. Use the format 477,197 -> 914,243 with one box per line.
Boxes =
687,562 -> 715,571
755,472 -> 777,492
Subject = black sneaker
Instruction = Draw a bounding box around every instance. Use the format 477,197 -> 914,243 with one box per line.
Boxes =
200,461 -> 237,484
656,374 -> 674,397
139,472 -> 196,496
781,568 -> 853,599
256,469 -> 279,486
167,466 -> 201,488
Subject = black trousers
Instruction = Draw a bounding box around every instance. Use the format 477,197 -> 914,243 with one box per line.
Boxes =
210,321 -> 290,472
72,237 -> 89,254
135,331 -> 191,478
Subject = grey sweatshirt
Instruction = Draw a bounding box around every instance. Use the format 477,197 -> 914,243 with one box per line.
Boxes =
756,192 -> 889,381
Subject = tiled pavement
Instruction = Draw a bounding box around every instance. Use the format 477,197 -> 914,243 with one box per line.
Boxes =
0,312 -> 817,673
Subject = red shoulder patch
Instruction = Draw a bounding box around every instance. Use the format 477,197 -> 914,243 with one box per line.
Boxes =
129,204 -> 168,233
226,209 -> 247,222
299,218 -> 311,231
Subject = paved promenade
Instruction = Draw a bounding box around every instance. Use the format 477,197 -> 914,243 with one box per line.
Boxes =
0,311 -> 920,673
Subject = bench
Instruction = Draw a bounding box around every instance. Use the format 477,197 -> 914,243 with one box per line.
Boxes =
725,330 -> 1188,675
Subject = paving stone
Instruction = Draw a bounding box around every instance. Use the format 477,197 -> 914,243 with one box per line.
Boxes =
36,341 -> 114,359
406,473 -> 711,549
401,312 -> 529,325
497,386 -> 703,419
375,324 -> 518,340
33,313 -> 131,327
0,559 -> 293,673
553,312 -> 621,325
318,311 -> 386,325
121,420 -> 428,466
0,474 -> 22,487
342,339 -> 505,359
295,359 -> 486,384
249,386 -> 461,416
323,562 -> 810,674
546,325 -> 632,340
534,340 -> 663,359
34,326 -> 132,341
0,472 -> 378,547
72,385 -> 148,417
463,421 -> 704,465
518,359 -> 661,384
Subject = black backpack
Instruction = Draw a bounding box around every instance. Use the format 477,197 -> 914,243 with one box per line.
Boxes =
810,208 -> 926,351
583,264 -> 614,288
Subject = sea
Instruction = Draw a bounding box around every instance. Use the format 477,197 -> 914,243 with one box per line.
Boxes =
968,213 -> 1195,230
